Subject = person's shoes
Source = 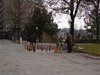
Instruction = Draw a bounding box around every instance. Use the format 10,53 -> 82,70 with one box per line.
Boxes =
67,52 -> 71,53
33,49 -> 35,52
33,50 -> 35,52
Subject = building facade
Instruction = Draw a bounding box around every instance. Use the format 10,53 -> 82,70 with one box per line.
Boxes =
0,0 -> 4,29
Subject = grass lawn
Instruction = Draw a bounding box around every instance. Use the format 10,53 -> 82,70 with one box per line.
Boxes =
73,43 -> 100,56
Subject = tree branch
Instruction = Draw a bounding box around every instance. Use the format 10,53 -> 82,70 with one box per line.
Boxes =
62,0 -> 70,5
91,0 -> 97,8
74,0 -> 82,18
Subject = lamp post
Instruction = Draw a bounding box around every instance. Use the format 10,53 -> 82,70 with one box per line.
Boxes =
36,27 -> 38,42
36,27 -> 38,36
36,27 -> 38,30
36,27 -> 38,34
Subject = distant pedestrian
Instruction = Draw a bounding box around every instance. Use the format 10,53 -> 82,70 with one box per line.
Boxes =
66,32 -> 72,53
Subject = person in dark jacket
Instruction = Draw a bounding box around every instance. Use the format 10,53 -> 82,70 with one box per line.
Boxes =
66,32 -> 72,53
30,33 -> 36,52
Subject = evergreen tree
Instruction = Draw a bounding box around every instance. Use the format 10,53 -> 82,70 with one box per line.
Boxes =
25,2 -> 59,42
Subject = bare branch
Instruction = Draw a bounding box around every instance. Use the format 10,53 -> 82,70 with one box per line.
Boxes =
91,0 -> 97,8
62,0 -> 70,5
74,0 -> 82,18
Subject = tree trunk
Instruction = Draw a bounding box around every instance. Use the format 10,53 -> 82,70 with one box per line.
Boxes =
14,30 -> 17,42
96,0 -> 99,43
70,18 -> 75,44
70,0 -> 75,45
18,28 -> 22,43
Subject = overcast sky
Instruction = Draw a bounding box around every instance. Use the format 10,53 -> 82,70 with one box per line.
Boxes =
53,13 -> 85,30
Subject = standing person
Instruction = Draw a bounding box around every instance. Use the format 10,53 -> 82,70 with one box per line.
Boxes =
58,36 -> 63,53
66,32 -> 72,53
30,33 -> 36,52
54,35 -> 62,53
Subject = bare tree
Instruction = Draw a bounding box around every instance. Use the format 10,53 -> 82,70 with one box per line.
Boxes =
84,0 -> 100,42
5,0 -> 34,42
45,0 -> 83,43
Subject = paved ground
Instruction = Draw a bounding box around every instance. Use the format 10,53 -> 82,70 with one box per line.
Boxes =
0,40 -> 100,75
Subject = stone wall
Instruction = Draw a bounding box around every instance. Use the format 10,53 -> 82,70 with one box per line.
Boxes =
42,32 -> 53,43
